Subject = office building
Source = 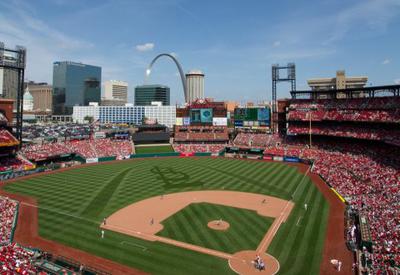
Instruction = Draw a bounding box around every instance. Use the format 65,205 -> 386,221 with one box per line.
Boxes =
25,82 -> 52,113
135,84 -> 170,106
73,105 -> 176,128
0,68 -> 19,110
104,80 -> 128,103
53,61 -> 101,115
307,70 -> 368,98
186,70 -> 204,103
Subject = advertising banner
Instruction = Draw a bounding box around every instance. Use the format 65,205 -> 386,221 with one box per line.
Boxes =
212,117 -> 228,126
183,117 -> 191,126
284,156 -> 300,162
263,155 -> 273,160
176,117 -> 183,126
273,156 -> 283,162
86,158 -> 98,164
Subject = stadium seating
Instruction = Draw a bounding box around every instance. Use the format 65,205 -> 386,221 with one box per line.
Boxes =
0,157 -> 33,172
173,143 -> 225,153
287,124 -> 400,146
0,130 -> 19,147
0,243 -> 38,274
233,133 -> 272,148
21,138 -> 133,161
288,97 -> 400,123
174,126 -> 229,142
0,197 -> 17,245
264,142 -> 400,271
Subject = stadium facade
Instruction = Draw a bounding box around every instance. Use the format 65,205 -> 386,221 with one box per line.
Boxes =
53,61 -> 101,115
73,104 -> 176,127
134,84 -> 170,106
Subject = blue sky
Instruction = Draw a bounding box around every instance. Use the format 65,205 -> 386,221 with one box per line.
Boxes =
1,0 -> 400,104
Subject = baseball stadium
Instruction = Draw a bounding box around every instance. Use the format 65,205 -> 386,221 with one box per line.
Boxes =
0,82 -> 399,275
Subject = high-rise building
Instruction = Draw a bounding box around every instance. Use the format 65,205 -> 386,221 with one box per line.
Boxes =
135,84 -> 170,106
0,68 -> 19,110
104,80 -> 128,103
307,70 -> 368,98
53,61 -> 101,115
25,82 -> 52,113
186,70 -> 204,103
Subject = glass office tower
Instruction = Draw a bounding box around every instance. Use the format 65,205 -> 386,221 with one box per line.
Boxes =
53,61 -> 101,115
134,84 -> 170,106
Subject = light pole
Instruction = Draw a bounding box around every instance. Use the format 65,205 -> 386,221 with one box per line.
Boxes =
309,105 -> 316,148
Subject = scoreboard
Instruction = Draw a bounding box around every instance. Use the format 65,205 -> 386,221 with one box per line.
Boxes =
234,107 -> 270,128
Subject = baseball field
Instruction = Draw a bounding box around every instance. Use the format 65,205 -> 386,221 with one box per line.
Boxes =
3,157 -> 330,274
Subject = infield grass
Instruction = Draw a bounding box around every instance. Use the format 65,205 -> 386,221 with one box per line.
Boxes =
158,202 -> 274,254
3,157 -> 329,275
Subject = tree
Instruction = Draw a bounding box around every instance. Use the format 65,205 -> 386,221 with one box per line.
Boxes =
84,116 -> 94,123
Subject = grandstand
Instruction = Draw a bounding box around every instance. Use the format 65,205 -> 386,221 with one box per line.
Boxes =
173,98 -> 229,153
262,85 -> 400,274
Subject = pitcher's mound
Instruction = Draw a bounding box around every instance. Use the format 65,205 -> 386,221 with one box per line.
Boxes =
207,220 -> 230,231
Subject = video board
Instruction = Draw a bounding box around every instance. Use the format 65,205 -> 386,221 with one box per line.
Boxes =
234,107 -> 270,128
190,108 -> 213,123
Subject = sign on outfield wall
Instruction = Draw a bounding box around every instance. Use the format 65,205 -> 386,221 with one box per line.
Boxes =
86,158 -> 98,164
183,117 -> 191,126
273,156 -> 283,162
284,156 -> 300,162
176,117 -> 183,126
212,117 -> 228,126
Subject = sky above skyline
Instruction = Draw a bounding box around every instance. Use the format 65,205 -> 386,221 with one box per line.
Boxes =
1,0 -> 400,104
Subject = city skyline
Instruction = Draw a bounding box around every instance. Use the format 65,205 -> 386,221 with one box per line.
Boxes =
1,0 -> 400,104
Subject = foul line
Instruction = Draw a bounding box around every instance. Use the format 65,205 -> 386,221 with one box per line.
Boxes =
291,165 -> 311,200
296,216 -> 303,227
120,241 -> 147,251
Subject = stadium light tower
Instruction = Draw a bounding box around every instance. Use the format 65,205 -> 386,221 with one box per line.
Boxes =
0,42 -> 26,145
271,63 -> 296,133
145,53 -> 188,103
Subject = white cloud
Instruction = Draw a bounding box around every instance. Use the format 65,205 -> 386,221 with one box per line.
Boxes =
394,79 -> 400,84
382,59 -> 391,65
272,41 -> 281,47
136,43 -> 154,52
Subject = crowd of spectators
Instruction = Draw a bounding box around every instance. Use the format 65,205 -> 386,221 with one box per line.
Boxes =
233,133 -> 273,148
21,138 -> 133,160
0,197 -> 17,245
288,97 -> 400,123
0,157 -> 34,172
173,143 -> 226,153
174,126 -> 228,142
0,130 -> 19,147
0,243 -> 38,274
287,124 -> 400,146
22,124 -> 91,141
264,141 -> 400,272
0,196 -> 38,274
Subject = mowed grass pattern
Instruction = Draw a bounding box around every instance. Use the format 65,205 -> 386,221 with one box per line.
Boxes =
4,158 -> 329,275
158,203 -> 274,254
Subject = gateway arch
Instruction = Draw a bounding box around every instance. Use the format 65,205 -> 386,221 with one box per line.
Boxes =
146,53 -> 188,102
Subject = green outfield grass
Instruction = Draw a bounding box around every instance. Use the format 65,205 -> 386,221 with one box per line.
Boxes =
3,157 -> 329,275
158,202 -> 274,254
134,145 -> 174,154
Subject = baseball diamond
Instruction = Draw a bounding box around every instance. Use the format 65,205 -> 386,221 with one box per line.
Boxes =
0,157 -> 352,274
